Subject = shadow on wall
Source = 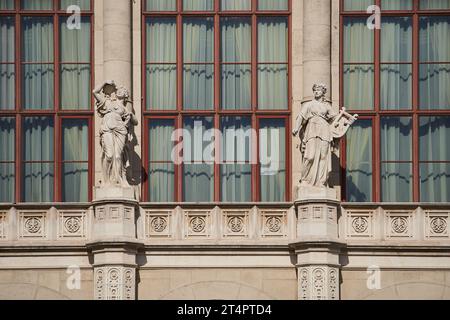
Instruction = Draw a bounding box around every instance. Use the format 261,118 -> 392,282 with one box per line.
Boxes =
125,124 -> 146,201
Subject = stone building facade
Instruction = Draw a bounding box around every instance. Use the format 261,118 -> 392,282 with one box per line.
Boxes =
1,0 -> 450,300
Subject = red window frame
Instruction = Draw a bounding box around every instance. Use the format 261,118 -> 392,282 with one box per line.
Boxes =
340,0 -> 450,202
142,0 -> 292,203
0,0 -> 95,203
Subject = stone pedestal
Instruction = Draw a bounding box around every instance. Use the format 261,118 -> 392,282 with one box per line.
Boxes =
88,187 -> 143,300
292,186 -> 344,300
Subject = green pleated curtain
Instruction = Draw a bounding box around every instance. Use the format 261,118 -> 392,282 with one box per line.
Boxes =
419,117 -> 450,202
381,117 -> 413,202
259,119 -> 286,202
62,119 -> 89,202
0,16 -> 15,110
183,117 -> 214,202
346,120 -> 373,202
148,120 -> 175,202
220,117 -> 252,202
0,117 -> 15,203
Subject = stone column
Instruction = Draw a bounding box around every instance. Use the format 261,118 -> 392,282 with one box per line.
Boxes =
103,0 -> 132,90
303,0 -> 331,100
292,196 -> 344,300
88,187 -> 143,300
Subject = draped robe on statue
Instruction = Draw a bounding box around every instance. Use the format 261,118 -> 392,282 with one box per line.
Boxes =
297,100 -> 338,187
97,97 -> 131,186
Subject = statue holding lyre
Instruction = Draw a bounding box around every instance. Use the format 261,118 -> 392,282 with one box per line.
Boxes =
293,83 -> 358,188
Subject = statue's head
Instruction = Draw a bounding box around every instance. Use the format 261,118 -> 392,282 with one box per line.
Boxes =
116,86 -> 130,101
312,83 -> 327,99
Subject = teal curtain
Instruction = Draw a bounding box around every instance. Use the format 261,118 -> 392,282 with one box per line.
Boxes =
149,119 -> 175,202
146,17 -> 177,110
420,0 -> 450,9
381,117 -> 412,202
381,17 -> 412,110
258,0 -> 288,10
183,0 -> 214,11
0,0 -> 14,10
62,119 -> 88,202
60,17 -> 91,110
382,0 -> 413,10
183,18 -> 214,110
259,119 -> 285,202
0,117 -> 15,203
420,16 -> 450,110
183,117 -> 214,202
23,117 -> 54,203
220,117 -> 252,202
346,120 -> 373,202
258,17 -> 288,110
22,17 -> 54,110
221,17 -> 251,110
60,0 -> 91,10
0,17 -> 15,110
344,0 -> 373,11
419,117 -> 450,202
343,17 -> 374,110
22,0 -> 53,10
146,0 -> 176,11
221,0 -> 251,10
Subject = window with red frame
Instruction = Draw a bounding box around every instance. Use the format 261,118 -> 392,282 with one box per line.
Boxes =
341,0 -> 450,203
0,0 -> 94,203
143,0 -> 291,203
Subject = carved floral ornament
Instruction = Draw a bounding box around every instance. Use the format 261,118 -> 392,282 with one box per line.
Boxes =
391,217 -> 409,234
266,216 -> 282,233
25,217 -> 42,234
190,216 -> 206,233
227,216 -> 244,233
352,216 -> 369,234
150,216 -> 168,233
64,217 -> 82,234
430,217 -> 447,234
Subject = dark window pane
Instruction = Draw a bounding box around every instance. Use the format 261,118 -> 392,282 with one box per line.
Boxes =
146,64 -> 177,110
23,117 -> 54,162
381,17 -> 412,62
62,119 -> 88,162
23,162 -> 54,202
62,163 -> 88,202
420,163 -> 450,202
382,0 -> 413,10
0,17 -> 15,62
60,0 -> 91,10
420,16 -> 450,62
344,0 -> 373,11
183,0 -> 214,11
22,0 -> 53,10
0,0 -> 14,10
0,64 -> 15,110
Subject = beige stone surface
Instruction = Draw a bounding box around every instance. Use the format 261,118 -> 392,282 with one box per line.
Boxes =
342,270 -> 450,300
138,268 -> 297,300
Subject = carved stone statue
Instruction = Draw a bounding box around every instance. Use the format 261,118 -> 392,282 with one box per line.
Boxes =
93,80 -> 138,187
293,83 -> 358,188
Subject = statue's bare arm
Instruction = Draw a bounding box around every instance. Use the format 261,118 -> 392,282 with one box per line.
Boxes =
293,114 -> 304,137
93,80 -> 114,103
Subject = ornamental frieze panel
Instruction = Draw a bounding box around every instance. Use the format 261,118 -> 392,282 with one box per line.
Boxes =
345,210 -> 375,239
222,210 -> 250,239
184,210 -> 213,239
260,210 -> 288,238
145,210 -> 172,238
18,211 -> 47,240
425,211 -> 449,239
57,210 -> 88,239
385,211 -> 415,239
95,266 -> 136,300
